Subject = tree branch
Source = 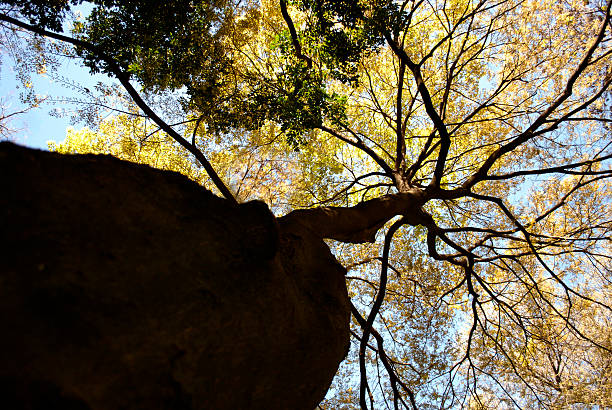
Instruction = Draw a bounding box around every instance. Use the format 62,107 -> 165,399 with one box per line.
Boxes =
279,190 -> 426,243
395,60 -> 406,171
462,0 -> 612,189
383,32 -> 452,190
279,0 -> 312,69
318,125 -> 395,176
358,218 -> 408,410
0,13 -> 237,204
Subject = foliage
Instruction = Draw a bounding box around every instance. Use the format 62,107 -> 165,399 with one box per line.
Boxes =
4,0 -> 612,408
0,2 -> 72,138
48,111 -> 344,213
48,117 -> 208,182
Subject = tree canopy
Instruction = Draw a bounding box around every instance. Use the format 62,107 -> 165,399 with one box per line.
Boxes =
1,0 -> 611,408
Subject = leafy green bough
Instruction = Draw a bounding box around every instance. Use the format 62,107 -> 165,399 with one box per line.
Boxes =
2,0 -> 611,407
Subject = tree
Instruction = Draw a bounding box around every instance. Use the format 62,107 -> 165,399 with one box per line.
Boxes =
0,7 -> 65,139
2,0 -> 611,408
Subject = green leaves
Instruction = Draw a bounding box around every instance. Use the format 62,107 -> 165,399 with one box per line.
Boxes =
290,0 -> 399,83
1,0 -> 75,31
76,1 -> 231,88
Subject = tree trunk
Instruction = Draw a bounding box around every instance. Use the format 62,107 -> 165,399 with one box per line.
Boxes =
0,142 -> 350,410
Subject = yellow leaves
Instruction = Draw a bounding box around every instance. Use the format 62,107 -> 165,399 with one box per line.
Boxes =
48,112 -> 347,214
35,62 -> 47,75
48,127 -> 108,154
48,117 -> 207,188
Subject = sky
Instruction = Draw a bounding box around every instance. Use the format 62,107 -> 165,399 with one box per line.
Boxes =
0,54 -> 111,150
0,3 -> 103,150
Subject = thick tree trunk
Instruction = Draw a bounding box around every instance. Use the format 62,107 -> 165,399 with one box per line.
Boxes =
0,142 -> 350,410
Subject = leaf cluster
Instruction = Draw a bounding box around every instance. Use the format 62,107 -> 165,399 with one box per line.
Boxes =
76,1 -> 232,89
291,0 -> 396,84
2,0 -> 76,32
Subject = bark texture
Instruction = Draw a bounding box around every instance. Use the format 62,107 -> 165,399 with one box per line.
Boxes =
0,142 -> 350,410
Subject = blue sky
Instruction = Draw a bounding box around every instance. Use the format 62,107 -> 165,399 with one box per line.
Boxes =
0,54 -> 111,149
0,3 -> 102,150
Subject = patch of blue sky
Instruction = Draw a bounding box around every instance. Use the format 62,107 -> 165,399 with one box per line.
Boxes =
1,51 -> 115,149
0,2 -> 114,149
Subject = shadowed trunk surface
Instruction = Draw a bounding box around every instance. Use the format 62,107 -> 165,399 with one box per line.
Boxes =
0,142 -> 350,410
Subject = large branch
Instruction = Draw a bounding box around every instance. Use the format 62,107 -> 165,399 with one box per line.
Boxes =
279,0 -> 312,69
395,60 -> 407,171
0,13 -> 237,204
279,189 -> 426,243
383,32 -> 451,190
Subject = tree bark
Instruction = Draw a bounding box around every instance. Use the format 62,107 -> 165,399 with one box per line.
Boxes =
0,142 -> 350,410
280,189 -> 427,243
